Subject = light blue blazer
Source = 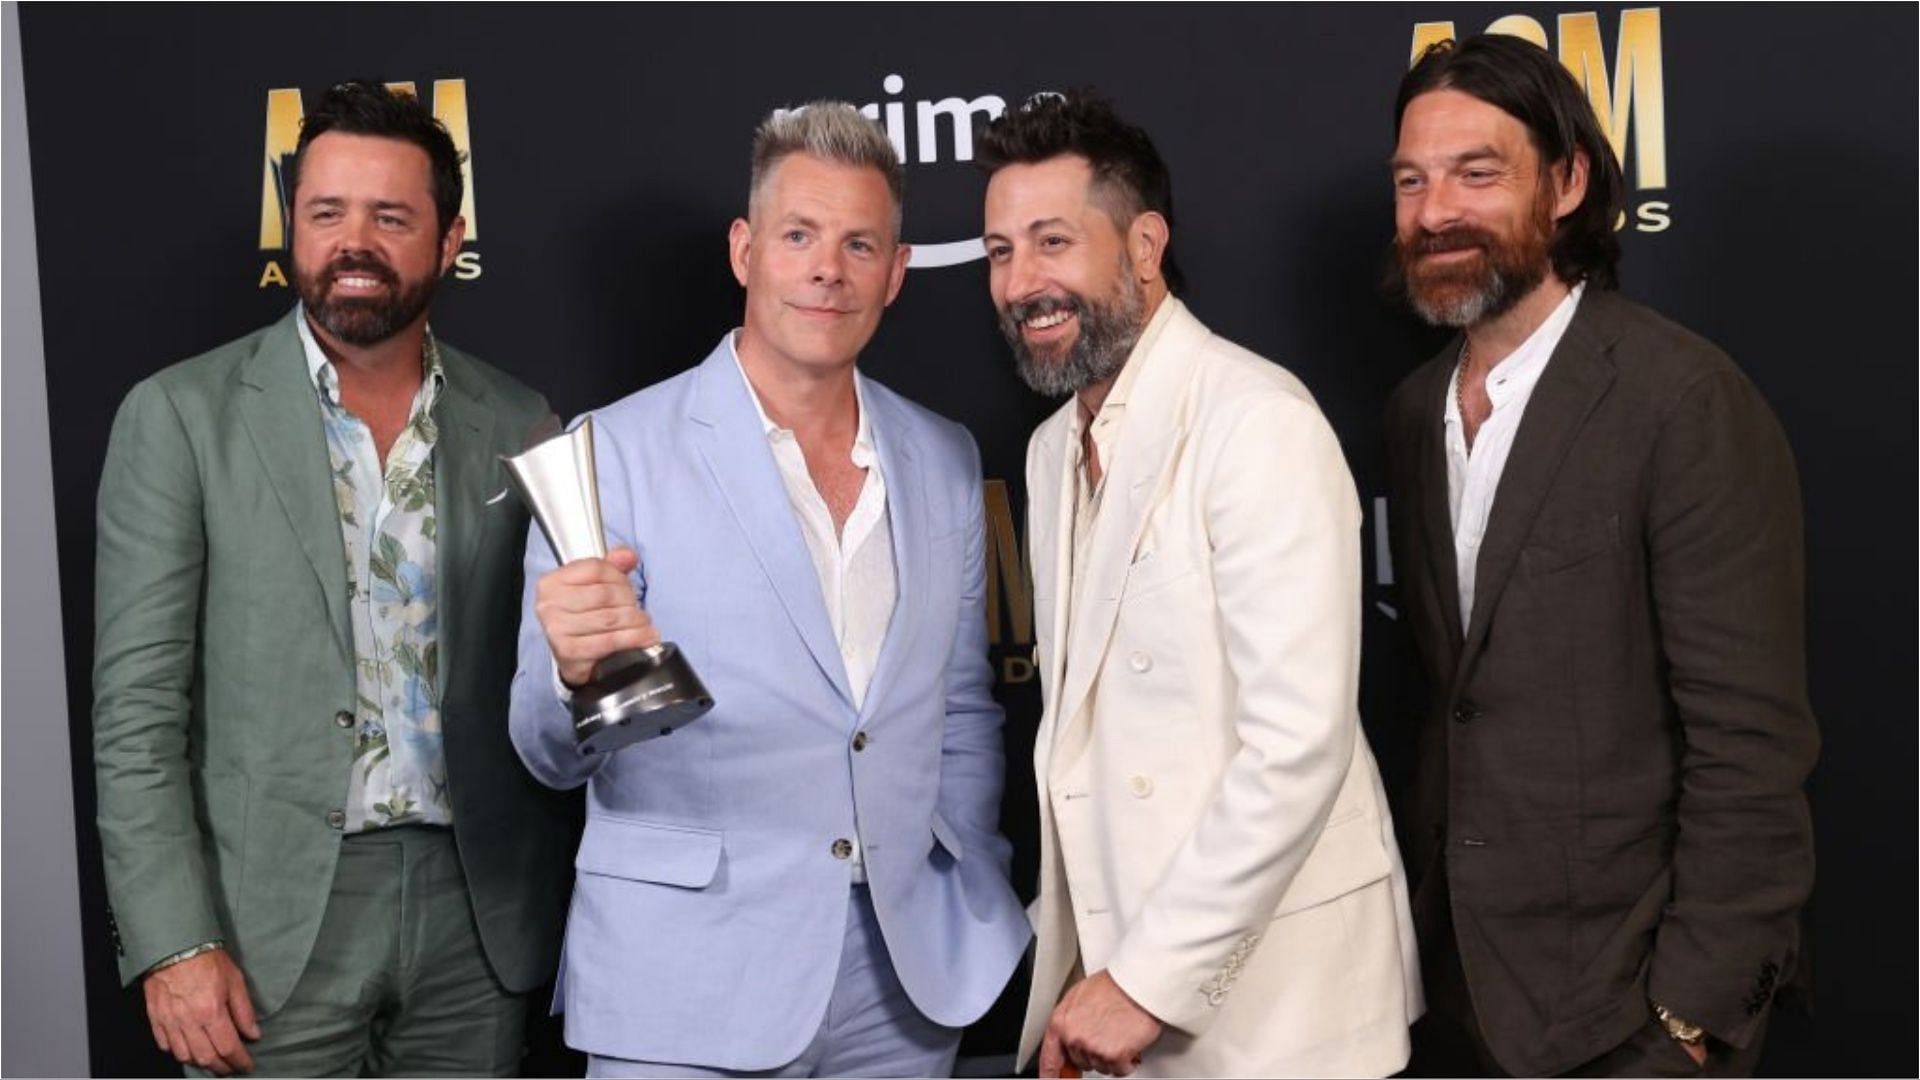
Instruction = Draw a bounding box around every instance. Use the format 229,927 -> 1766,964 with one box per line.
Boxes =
509,338 -> 1030,1068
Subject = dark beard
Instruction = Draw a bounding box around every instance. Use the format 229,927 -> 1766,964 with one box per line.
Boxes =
294,251 -> 439,347
998,267 -> 1146,399
1390,193 -> 1554,329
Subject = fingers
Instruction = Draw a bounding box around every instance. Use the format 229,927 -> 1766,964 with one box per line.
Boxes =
1038,1029 -> 1066,1079
207,1013 -> 255,1074
606,546 -> 640,573
226,970 -> 262,1040
182,1023 -> 231,1075
535,555 -> 662,681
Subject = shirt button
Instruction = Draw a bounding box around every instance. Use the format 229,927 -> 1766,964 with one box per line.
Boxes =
334,710 -> 354,729
1128,775 -> 1154,798
1452,701 -> 1480,724
326,810 -> 346,830
1129,651 -> 1152,673
831,838 -> 853,860
852,732 -> 869,752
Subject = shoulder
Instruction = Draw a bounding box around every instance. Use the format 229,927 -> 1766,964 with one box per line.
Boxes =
862,374 -> 981,469
1179,318 -> 1334,444
436,340 -> 551,425
586,364 -> 704,434
118,323 -> 282,424
1586,289 -> 1741,392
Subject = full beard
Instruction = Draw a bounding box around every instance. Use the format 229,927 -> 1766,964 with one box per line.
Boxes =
294,252 -> 440,347
1393,195 -> 1555,329
999,264 -> 1147,399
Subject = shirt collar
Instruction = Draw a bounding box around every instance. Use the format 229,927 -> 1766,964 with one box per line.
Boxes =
295,303 -> 445,405
727,330 -> 875,465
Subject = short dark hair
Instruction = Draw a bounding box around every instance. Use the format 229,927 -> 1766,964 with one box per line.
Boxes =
975,90 -> 1185,295
1396,34 -> 1626,289
283,80 -> 466,240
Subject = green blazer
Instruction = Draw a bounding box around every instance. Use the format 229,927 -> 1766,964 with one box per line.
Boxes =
92,308 -> 575,1013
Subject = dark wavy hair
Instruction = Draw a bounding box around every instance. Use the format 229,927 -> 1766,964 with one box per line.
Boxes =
975,90 -> 1185,295
1397,34 -> 1625,289
284,79 -> 466,240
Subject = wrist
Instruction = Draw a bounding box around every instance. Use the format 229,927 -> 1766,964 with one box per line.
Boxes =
145,940 -> 223,977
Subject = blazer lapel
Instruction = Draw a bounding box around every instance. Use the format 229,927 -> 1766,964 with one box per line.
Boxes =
1412,353 -> 1465,658
1455,294 -> 1621,678
236,310 -> 351,661
687,344 -> 855,711
430,347 -> 503,707
1027,406 -> 1075,750
854,381 -> 927,727
1050,300 -> 1202,757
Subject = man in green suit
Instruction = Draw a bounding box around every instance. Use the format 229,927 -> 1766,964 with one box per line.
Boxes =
92,81 -> 572,1077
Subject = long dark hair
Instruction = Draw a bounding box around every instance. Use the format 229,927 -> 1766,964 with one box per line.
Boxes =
1397,35 -> 1626,289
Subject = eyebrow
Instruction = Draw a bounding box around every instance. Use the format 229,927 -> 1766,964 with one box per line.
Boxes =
1390,145 -> 1505,171
982,216 -> 1077,244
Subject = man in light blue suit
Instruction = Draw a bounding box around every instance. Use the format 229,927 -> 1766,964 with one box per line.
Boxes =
509,102 -> 1030,1078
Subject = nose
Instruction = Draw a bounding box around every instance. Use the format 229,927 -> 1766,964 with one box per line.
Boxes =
1415,177 -> 1464,235
1001,246 -> 1043,305
809,243 -> 845,288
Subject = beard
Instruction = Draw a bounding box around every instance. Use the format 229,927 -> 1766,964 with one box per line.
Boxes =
1391,189 -> 1555,329
293,250 -> 440,347
998,259 -> 1147,399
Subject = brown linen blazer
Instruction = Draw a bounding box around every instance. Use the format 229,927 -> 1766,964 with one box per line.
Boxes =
1383,288 -> 1818,1076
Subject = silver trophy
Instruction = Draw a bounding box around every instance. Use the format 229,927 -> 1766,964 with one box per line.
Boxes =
504,416 -> 714,755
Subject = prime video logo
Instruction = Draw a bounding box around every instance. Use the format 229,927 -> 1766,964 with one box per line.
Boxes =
778,76 -> 1057,269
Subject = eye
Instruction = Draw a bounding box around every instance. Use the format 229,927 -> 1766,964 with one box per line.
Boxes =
847,238 -> 875,256
311,207 -> 342,223
1040,234 -> 1069,251
984,242 -> 1011,262
1461,168 -> 1498,184
783,228 -> 809,245
1394,174 -> 1424,194
376,213 -> 407,228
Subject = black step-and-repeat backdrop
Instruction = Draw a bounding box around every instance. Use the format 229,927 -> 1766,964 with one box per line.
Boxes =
20,6 -> 1915,1076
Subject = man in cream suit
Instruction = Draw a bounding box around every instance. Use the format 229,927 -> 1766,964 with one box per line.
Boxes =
978,93 -> 1421,1078
511,103 -> 1028,1077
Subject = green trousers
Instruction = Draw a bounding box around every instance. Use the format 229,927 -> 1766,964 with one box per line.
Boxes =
190,826 -> 528,1078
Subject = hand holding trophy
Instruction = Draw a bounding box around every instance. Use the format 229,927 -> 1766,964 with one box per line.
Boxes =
505,416 -> 714,755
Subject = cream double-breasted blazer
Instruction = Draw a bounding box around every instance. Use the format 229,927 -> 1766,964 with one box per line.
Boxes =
1018,299 -> 1422,1077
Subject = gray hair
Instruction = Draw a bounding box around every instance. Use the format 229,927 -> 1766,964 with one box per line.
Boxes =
749,101 -> 904,238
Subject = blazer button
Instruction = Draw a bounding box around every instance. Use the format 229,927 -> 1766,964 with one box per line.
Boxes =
1128,775 -> 1154,798
831,838 -> 853,860
334,710 -> 354,729
1129,651 -> 1152,673
1452,701 -> 1480,724
852,732 -> 869,752
326,809 -> 346,830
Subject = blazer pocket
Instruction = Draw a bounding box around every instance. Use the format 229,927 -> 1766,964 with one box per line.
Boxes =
1121,553 -> 1198,601
1272,808 -> 1392,919
575,814 -> 723,888
927,811 -> 965,863
1522,513 -> 1621,576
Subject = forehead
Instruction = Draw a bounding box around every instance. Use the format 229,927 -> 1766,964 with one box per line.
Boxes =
296,132 -> 435,199
983,155 -> 1104,224
758,152 -> 895,226
1395,89 -> 1536,163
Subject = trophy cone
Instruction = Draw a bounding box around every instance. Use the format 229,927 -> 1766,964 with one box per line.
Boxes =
504,417 -> 715,755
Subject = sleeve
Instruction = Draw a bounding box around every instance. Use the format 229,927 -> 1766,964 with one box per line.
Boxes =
1104,396 -> 1365,1035
91,378 -> 226,985
1643,368 -> 1818,1048
934,434 -> 1015,870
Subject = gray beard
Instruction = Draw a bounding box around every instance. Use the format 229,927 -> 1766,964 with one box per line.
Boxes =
1002,272 -> 1147,399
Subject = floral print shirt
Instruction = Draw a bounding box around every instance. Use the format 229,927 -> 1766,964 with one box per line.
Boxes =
297,310 -> 451,832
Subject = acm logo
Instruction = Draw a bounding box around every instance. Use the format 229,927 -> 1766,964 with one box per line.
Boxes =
1412,8 -> 1672,233
255,79 -> 484,289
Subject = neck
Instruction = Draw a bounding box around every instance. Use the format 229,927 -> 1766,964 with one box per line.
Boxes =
735,329 -> 859,443
1074,286 -> 1170,417
1463,273 -> 1573,378
307,310 -> 429,395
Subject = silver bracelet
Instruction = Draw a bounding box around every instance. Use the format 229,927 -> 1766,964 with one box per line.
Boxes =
147,940 -> 224,975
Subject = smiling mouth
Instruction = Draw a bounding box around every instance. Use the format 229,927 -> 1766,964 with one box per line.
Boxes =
1024,309 -> 1074,332
331,274 -> 390,290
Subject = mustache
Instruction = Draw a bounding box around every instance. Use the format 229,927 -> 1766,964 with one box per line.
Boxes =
1407,227 -> 1497,257
324,253 -> 398,287
1004,294 -> 1082,324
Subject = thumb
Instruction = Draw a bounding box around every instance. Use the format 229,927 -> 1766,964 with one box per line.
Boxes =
606,546 -> 640,575
226,964 -> 261,1039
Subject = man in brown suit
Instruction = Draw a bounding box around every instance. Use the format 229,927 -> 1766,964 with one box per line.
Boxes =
1381,35 -> 1818,1078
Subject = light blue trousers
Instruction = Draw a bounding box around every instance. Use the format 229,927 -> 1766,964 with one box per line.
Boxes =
586,885 -> 961,1078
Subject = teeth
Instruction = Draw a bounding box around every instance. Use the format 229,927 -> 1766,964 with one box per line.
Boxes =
1025,310 -> 1071,330
336,276 -> 382,288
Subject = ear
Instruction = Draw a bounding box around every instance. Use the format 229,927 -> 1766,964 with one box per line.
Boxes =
1128,211 -> 1170,285
882,242 -> 911,307
1551,150 -> 1590,222
727,218 -> 752,288
438,216 -> 467,274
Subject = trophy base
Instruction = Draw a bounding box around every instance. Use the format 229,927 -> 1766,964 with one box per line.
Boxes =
572,643 -> 715,756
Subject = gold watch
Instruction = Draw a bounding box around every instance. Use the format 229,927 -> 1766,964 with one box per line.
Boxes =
1652,1001 -> 1705,1046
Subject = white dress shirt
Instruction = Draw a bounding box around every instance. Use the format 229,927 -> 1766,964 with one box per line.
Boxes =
1444,284 -> 1584,630
731,336 -> 896,882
